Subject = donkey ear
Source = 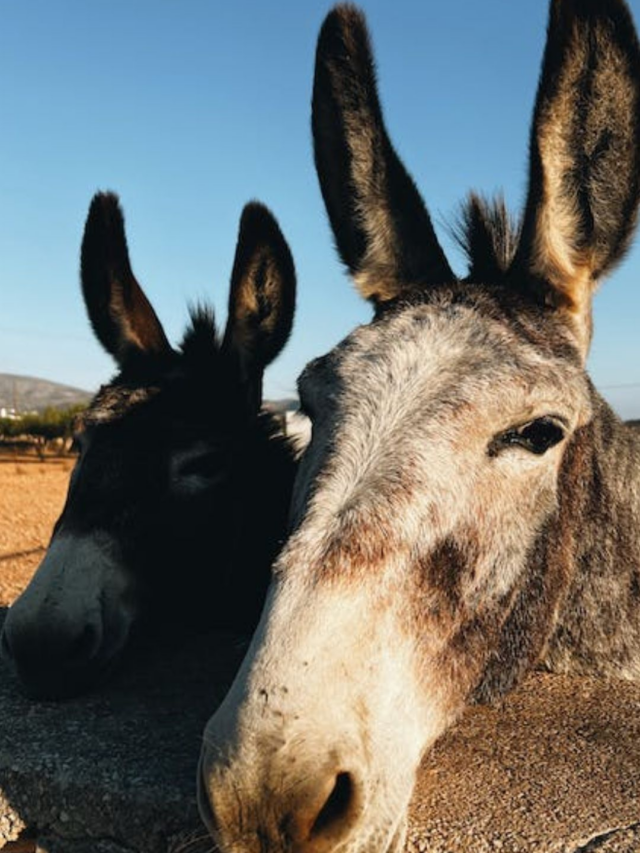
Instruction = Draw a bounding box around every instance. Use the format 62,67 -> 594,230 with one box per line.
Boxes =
312,5 -> 455,305
512,0 -> 640,356
81,192 -> 171,366
222,202 -> 296,399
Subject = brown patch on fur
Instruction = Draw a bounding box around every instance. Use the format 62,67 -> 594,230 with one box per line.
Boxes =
318,515 -> 404,581
437,610 -> 505,712
405,533 -> 505,713
410,428 -> 597,711
419,537 -> 478,619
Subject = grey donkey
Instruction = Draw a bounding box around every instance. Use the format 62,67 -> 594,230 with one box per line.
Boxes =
199,1 -> 640,851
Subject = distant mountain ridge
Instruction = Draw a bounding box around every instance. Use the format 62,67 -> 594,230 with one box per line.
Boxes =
0,373 -> 92,413
0,373 -> 298,415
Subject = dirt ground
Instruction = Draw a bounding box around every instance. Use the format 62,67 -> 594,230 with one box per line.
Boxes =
0,454 -> 73,607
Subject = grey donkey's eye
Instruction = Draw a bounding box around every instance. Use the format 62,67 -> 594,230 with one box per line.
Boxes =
489,417 -> 566,458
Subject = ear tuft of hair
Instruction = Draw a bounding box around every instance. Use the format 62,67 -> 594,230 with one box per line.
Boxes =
453,194 -> 522,283
180,304 -> 220,365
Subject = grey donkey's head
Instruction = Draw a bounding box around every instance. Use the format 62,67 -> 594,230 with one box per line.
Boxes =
200,2 -> 640,851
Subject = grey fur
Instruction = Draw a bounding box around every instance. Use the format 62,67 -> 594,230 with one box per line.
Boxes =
199,3 -> 640,852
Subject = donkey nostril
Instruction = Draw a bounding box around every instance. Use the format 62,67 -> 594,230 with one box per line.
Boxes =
67,624 -> 99,664
310,772 -> 358,841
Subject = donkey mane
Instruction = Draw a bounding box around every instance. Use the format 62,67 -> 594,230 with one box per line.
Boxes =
452,193 -> 522,282
179,304 -> 220,361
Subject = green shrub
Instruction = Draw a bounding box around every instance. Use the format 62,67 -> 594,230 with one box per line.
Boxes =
0,404 -> 86,441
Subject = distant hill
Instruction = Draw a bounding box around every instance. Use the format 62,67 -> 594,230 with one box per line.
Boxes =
0,374 -> 92,413
0,373 -> 299,416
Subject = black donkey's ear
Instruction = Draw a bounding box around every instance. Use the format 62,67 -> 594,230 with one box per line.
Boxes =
81,192 -> 171,366
222,202 -> 296,407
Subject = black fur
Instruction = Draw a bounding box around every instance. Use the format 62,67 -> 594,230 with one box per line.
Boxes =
81,193 -> 171,363
2,195 -> 297,699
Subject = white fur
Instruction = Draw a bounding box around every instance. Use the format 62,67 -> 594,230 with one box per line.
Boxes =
201,302 -> 592,852
5,532 -> 134,660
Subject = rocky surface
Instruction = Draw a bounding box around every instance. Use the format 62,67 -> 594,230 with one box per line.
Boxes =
0,605 -> 639,852
410,674 -> 640,852
0,608 -> 242,853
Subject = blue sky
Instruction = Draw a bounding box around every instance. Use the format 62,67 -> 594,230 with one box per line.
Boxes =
1,0 -> 640,416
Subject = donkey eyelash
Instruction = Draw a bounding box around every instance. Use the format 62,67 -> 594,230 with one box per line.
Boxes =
175,453 -> 230,479
488,416 -> 567,458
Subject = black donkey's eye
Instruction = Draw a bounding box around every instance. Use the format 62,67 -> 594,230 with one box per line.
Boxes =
171,446 -> 231,492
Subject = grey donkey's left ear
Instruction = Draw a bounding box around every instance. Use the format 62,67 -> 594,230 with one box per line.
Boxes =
511,0 -> 640,357
312,4 -> 455,306
222,203 -> 296,399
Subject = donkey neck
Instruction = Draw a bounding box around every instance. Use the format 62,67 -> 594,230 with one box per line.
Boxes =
544,391 -> 640,680
225,417 -> 298,629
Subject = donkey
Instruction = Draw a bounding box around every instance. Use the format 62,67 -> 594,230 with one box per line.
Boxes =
1,192 -> 297,700
199,1 -> 640,851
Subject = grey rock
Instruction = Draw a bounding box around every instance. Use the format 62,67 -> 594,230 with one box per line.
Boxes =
2,608 -> 640,852
0,607 -> 245,852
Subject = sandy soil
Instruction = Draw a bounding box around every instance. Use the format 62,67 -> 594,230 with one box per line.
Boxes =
0,455 -> 73,607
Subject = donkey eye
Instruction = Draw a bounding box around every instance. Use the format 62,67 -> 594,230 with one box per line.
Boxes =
171,448 -> 231,491
490,417 -> 566,457
178,453 -> 225,479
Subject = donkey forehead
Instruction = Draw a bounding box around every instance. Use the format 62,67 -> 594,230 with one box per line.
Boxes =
300,299 -> 589,422
79,364 -> 215,431
80,384 -> 163,427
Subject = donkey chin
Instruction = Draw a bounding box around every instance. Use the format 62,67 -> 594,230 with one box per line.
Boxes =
1,533 -> 135,699
199,577 -> 452,853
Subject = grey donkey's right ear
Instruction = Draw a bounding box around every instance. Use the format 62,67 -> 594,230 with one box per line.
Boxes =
222,203 -> 296,388
81,192 -> 171,366
312,4 -> 454,305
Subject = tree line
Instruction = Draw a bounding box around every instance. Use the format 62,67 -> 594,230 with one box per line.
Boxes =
0,404 -> 86,442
